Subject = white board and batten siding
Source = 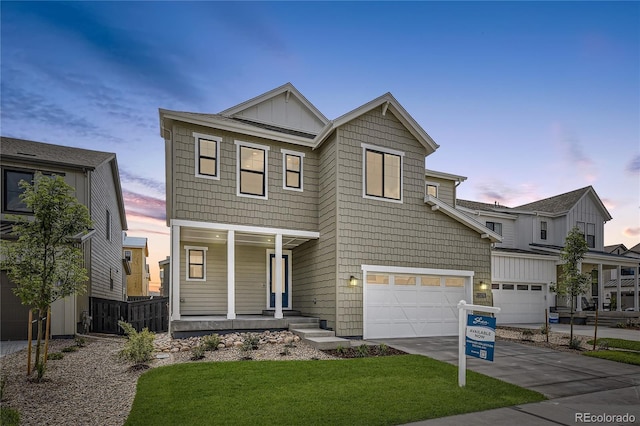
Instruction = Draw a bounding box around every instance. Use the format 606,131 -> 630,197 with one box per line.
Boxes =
363,265 -> 473,339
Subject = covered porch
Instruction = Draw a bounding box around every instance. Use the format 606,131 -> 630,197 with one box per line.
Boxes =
169,219 -> 320,332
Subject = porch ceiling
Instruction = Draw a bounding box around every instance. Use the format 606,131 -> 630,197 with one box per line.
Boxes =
181,228 -> 312,249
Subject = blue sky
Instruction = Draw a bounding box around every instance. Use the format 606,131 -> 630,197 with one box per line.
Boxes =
2,1 -> 638,288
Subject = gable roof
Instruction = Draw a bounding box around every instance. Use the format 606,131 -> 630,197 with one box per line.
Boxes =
1,136 -> 115,170
425,195 -> 502,243
604,243 -> 628,254
123,235 -> 149,256
513,186 -> 612,220
1,136 -> 128,231
456,199 -> 510,213
320,92 -> 439,154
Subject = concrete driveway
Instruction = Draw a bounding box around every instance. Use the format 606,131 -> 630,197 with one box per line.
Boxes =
373,337 -> 640,425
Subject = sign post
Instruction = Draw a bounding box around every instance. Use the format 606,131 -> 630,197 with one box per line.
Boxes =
458,300 -> 500,387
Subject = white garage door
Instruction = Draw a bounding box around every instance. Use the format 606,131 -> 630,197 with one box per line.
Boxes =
492,283 -> 546,324
363,266 -> 472,339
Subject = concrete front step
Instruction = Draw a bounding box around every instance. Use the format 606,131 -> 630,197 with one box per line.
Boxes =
304,336 -> 352,350
290,328 -> 335,339
288,322 -> 319,330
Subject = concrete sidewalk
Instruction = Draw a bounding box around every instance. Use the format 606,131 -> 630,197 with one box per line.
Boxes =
375,336 -> 640,426
503,322 -> 640,341
0,340 -> 29,358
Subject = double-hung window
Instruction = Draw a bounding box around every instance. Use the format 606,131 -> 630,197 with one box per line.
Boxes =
486,221 -> 503,235
2,169 -> 34,213
425,182 -> 438,198
281,149 -> 304,191
194,132 -> 221,179
236,141 -> 269,199
586,223 -> 595,248
540,221 -> 547,240
362,143 -> 403,203
185,246 -> 207,281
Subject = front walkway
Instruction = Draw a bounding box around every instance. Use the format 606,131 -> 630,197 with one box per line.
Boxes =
374,337 -> 640,425
503,323 -> 639,340
0,340 -> 29,358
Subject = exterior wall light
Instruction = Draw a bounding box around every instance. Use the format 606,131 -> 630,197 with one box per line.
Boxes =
349,275 -> 358,287
480,281 -> 488,290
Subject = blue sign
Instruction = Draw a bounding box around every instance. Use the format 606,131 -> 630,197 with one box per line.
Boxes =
465,314 -> 496,362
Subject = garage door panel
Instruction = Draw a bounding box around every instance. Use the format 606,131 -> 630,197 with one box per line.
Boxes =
493,285 -> 545,324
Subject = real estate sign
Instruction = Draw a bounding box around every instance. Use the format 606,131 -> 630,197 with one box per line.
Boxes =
465,314 -> 496,361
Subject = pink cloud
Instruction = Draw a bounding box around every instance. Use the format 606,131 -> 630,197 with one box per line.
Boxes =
624,227 -> 640,237
123,190 -> 166,221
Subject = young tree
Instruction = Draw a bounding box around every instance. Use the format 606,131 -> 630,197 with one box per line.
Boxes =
1,173 -> 92,378
552,226 -> 591,345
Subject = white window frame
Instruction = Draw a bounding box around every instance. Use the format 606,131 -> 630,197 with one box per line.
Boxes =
184,245 -> 208,282
124,250 -> 132,262
193,132 -> 221,180
361,143 -> 404,204
281,149 -> 304,192
425,181 -> 439,198
235,140 -> 270,200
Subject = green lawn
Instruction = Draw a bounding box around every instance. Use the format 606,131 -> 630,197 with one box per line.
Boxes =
586,338 -> 640,352
584,350 -> 640,366
126,355 -> 545,426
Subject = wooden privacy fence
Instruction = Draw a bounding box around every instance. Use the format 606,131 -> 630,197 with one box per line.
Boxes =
90,296 -> 169,334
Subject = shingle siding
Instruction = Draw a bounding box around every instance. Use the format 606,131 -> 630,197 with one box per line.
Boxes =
172,123 -> 318,232
89,162 -> 125,301
334,109 -> 492,336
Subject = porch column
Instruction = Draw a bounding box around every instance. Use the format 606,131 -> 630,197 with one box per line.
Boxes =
274,233 -> 283,319
616,265 -> 622,312
576,261 -> 582,312
634,265 -> 639,312
171,224 -> 181,321
597,264 -> 603,311
227,230 -> 236,320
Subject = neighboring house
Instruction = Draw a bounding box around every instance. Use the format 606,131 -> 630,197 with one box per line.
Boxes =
0,137 -> 128,340
159,256 -> 170,297
603,243 -> 640,310
123,233 -> 150,297
458,187 -> 639,323
159,82 -> 501,339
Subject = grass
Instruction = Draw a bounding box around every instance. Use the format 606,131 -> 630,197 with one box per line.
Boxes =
1,407 -> 20,426
584,350 -> 640,366
586,338 -> 640,352
126,355 -> 545,425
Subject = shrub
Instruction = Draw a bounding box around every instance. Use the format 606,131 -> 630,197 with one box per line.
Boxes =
569,337 -> 583,350
241,334 -> 259,352
597,340 -> 610,351
378,343 -> 389,355
201,334 -> 221,351
62,346 -> 79,353
335,345 -> 348,355
0,407 -> 20,426
35,360 -> 46,382
74,336 -> 87,347
47,352 -> 64,360
356,344 -> 370,358
190,345 -> 205,361
521,329 -> 534,341
540,324 -> 550,335
118,320 -> 156,365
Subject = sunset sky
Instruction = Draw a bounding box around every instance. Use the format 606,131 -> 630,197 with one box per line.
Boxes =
2,2 -> 638,291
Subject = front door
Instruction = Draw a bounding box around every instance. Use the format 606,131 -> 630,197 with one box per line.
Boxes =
269,253 -> 289,309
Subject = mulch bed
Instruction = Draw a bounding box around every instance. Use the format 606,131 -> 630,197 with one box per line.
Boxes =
323,345 -> 408,359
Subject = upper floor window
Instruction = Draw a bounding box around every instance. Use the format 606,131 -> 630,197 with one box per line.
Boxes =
124,250 -> 132,262
425,182 -> 438,198
362,143 -> 403,203
486,221 -> 502,235
106,210 -> 112,241
281,149 -> 304,191
235,141 -> 269,199
586,223 -> 595,248
540,221 -> 547,240
576,222 -> 585,239
185,246 -> 207,281
194,132 -> 221,180
2,169 -> 34,213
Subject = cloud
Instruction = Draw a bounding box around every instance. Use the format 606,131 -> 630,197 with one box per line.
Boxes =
123,190 -> 166,222
120,170 -> 165,194
601,198 -> 616,211
624,227 -> 640,237
626,155 -> 640,175
474,181 -> 540,207
552,122 -> 598,182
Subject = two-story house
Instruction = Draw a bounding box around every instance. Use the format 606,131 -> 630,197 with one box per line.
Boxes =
159,83 -> 501,339
603,243 -> 640,310
1,137 -> 128,340
123,233 -> 150,297
458,187 -> 639,323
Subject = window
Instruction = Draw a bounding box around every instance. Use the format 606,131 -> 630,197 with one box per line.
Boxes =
621,267 -> 635,276
110,268 -> 114,291
502,284 -> 514,290
576,222 -> 585,239
106,210 -> 112,241
586,223 -> 595,248
194,132 -> 221,179
486,221 -> 502,235
420,276 -> 441,287
425,182 -> 438,198
362,144 -> 403,202
445,277 -> 465,287
517,285 -> 529,290
124,250 -> 132,262
531,285 -> 542,291
185,246 -> 207,281
366,274 -> 389,285
491,283 -> 500,290
281,149 -> 304,191
236,141 -> 269,199
394,275 -> 416,286
3,169 -> 34,213
540,221 -> 547,240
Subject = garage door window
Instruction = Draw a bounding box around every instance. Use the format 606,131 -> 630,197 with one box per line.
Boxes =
445,277 -> 465,287
491,283 -> 499,290
367,274 -> 389,285
531,285 -> 542,291
502,284 -> 514,290
421,276 -> 440,287
517,285 -> 529,290
394,275 -> 416,285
